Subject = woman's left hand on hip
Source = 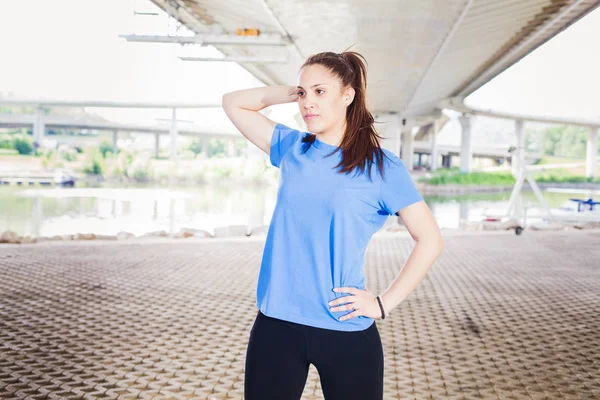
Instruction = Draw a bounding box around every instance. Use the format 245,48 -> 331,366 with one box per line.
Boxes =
328,286 -> 382,321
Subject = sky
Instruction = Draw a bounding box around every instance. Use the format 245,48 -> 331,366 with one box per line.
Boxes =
465,5 -> 600,121
0,0 -> 599,128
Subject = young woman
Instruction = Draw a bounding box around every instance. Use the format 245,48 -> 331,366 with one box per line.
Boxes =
222,51 -> 444,399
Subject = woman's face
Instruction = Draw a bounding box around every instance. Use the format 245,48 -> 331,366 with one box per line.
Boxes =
297,64 -> 353,134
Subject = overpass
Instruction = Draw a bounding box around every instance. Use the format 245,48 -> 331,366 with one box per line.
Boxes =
0,105 -> 518,165
0,99 -> 250,158
412,141 -> 517,168
0,99 -> 246,159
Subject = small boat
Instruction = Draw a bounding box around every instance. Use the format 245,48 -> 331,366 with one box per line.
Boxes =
53,169 -> 76,187
568,197 -> 600,212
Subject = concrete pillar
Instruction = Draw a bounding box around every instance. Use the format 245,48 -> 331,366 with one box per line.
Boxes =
227,138 -> 236,157
459,113 -> 472,173
430,119 -> 440,171
169,198 -> 175,237
377,113 -> 401,156
401,128 -> 414,171
586,127 -> 598,179
169,108 -> 178,161
202,136 -> 209,158
154,133 -> 160,158
442,154 -> 452,168
33,106 -> 45,153
512,119 -> 525,178
112,130 -> 118,153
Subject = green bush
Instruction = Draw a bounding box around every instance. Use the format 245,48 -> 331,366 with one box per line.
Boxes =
84,158 -> 104,175
535,174 -> 597,184
0,134 -> 12,149
83,149 -> 105,175
186,138 -> 205,156
99,140 -> 115,158
419,169 -> 515,185
12,135 -> 33,155
213,164 -> 233,178
0,133 -> 34,154
0,148 -> 18,155
58,147 -> 77,162
127,158 -> 151,182
131,167 -> 150,181
420,167 -> 600,185
41,150 -> 54,169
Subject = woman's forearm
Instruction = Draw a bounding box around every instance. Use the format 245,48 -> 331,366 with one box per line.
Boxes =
222,85 -> 298,111
380,237 -> 444,314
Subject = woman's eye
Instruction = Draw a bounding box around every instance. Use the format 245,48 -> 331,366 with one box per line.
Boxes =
317,89 -> 324,94
298,91 -> 305,96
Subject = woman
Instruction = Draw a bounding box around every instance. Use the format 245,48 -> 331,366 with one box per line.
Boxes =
222,51 -> 444,399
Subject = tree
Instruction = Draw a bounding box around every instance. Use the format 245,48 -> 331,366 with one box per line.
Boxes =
12,135 -> 33,155
538,125 -> 587,157
99,140 -> 115,158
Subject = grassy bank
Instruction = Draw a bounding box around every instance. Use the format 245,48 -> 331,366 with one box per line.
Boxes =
3,151 -> 598,187
0,149 -> 279,186
419,163 -> 600,186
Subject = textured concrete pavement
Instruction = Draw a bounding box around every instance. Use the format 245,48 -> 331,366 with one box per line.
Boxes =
0,230 -> 599,399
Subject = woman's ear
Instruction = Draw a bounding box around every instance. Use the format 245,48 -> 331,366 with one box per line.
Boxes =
345,87 -> 355,106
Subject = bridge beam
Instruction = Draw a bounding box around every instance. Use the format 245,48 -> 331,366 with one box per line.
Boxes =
33,106 -> 45,153
430,119 -> 440,171
119,33 -> 290,47
377,113 -> 401,157
401,128 -> 414,171
154,133 -> 160,158
169,108 -> 178,161
586,127 -> 598,179
112,130 -> 118,153
202,136 -> 209,158
459,113 -> 472,173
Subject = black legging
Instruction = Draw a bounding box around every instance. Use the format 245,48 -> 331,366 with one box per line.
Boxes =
244,310 -> 384,399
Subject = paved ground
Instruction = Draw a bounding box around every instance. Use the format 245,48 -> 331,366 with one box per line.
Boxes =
0,229 -> 599,400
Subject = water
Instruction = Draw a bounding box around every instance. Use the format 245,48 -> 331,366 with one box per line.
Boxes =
0,183 -> 593,238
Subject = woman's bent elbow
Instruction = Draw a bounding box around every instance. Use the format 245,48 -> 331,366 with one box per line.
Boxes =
222,92 -> 233,108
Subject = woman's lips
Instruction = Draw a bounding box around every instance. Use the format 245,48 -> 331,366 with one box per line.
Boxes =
305,114 -> 319,120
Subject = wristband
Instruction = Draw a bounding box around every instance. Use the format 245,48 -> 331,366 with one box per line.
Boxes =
375,295 -> 386,320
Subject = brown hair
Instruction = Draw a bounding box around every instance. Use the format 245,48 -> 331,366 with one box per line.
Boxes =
299,50 -> 391,181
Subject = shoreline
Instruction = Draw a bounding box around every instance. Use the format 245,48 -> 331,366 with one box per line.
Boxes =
3,218 -> 600,246
416,181 -> 600,195
3,177 -> 599,195
3,227 -> 600,248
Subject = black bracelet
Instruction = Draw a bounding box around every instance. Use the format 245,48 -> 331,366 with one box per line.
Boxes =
376,295 -> 386,320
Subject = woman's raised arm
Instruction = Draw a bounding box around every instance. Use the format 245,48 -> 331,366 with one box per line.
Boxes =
222,85 -> 299,155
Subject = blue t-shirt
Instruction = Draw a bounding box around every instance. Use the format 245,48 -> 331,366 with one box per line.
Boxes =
256,123 -> 423,331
